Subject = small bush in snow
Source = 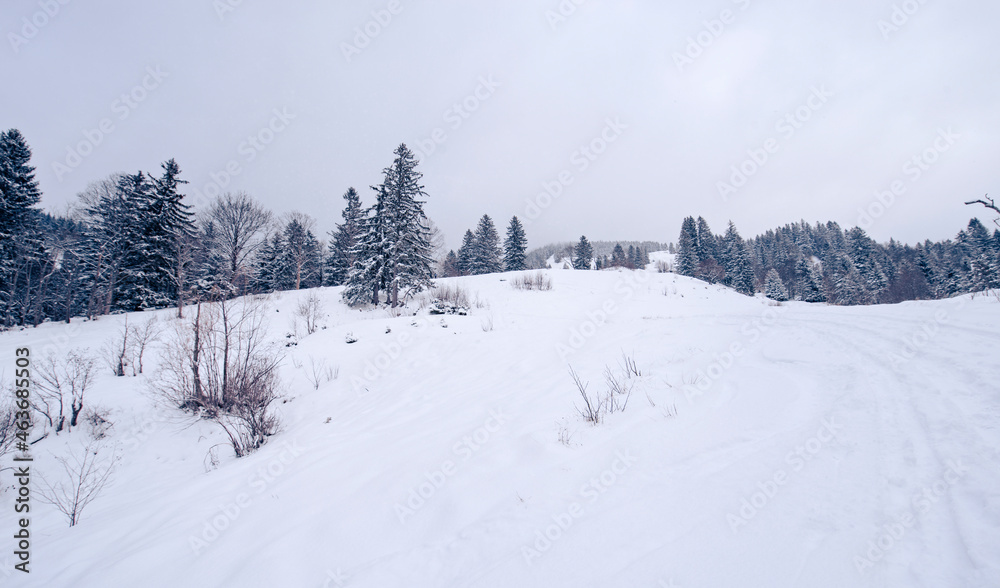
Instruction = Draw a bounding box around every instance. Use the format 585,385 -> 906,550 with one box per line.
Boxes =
569,357 -> 643,425
511,271 -> 552,291
37,441 -> 118,527
154,297 -> 283,458
84,406 -> 114,440
295,292 -> 324,335
431,284 -> 470,307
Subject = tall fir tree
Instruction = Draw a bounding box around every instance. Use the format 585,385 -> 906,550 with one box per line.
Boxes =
144,159 -> 195,310
343,144 -> 433,306
572,236 -> 593,270
722,222 -> 755,295
0,129 -> 44,326
764,268 -> 789,301
795,256 -> 826,302
611,243 -> 627,268
503,216 -> 528,272
846,227 -> 888,303
441,250 -> 460,277
112,172 -> 158,311
470,214 -> 502,275
677,216 -> 700,277
326,187 -> 364,286
456,230 -> 476,276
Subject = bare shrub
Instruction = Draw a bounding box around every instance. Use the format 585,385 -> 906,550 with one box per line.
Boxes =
656,260 -> 671,273
83,406 -> 113,440
33,350 -> 97,434
570,359 -> 641,425
127,316 -> 161,375
570,366 -> 602,425
620,352 -> 641,378
103,316 -> 161,376
511,271 -> 552,291
155,296 -> 283,457
37,442 -> 118,527
431,284 -> 470,307
295,292 -> 324,335
304,356 -> 334,390
481,315 -> 494,332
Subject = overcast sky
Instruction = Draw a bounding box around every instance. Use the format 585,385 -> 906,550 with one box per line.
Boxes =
4,0 -> 999,250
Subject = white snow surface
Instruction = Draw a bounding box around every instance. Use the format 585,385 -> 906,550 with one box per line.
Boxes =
2,265 -> 999,587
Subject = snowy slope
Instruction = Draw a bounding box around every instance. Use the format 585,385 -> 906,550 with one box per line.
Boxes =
2,265 -> 999,588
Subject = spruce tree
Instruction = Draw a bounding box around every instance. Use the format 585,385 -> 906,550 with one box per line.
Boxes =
442,250 -> 460,277
0,129 -> 43,326
764,268 -> 789,301
722,222 -> 755,295
470,215 -> 502,275
695,216 -> 717,262
343,144 -> 433,306
677,216 -> 700,277
145,159 -> 195,308
456,230 -> 476,276
326,187 -> 363,286
503,216 -> 527,272
573,236 -> 593,270
846,227 -> 888,302
611,244 -> 627,268
342,187 -> 387,305
795,256 -> 825,302
112,172 -> 158,311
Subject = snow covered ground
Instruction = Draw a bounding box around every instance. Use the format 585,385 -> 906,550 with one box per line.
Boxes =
2,262 -> 999,587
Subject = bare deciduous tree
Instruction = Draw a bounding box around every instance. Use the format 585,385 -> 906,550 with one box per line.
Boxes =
127,316 -> 161,375
207,192 -> 273,293
33,350 -> 97,433
155,295 -> 283,457
37,442 -> 118,526
965,194 -> 1000,228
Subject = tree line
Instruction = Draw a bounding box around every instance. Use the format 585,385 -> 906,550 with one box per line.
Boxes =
675,215 -> 1000,304
0,132 -> 536,327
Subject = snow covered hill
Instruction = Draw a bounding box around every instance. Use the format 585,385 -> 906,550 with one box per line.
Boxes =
2,265 -> 999,587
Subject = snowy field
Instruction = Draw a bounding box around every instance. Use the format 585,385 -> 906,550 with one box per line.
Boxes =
2,262 -> 999,588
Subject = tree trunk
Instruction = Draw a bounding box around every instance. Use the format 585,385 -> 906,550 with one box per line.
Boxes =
192,301 -> 203,403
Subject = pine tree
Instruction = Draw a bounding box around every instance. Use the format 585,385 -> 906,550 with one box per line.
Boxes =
677,216 -> 700,277
0,129 -> 43,326
252,233 -> 284,293
611,244 -> 627,268
846,227 -> 888,302
503,216 -> 528,272
326,187 -> 363,286
795,256 -> 825,302
961,218 -> 998,290
456,230 -> 476,276
144,159 -> 195,310
695,217 -> 717,261
112,172 -> 158,311
722,222 -> 755,295
343,144 -> 433,306
470,215 -> 502,275
441,250 -> 460,277
278,217 -> 321,290
572,236 -> 593,270
764,268 -> 788,301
